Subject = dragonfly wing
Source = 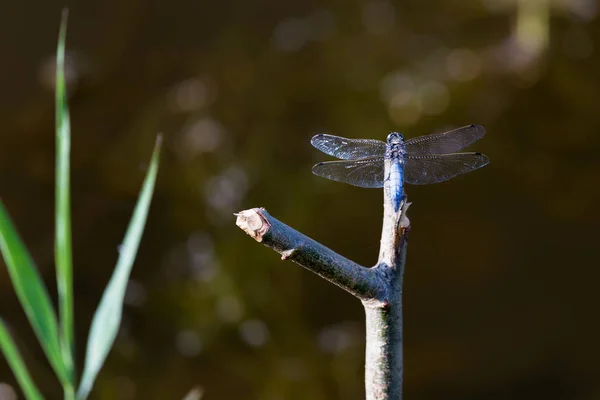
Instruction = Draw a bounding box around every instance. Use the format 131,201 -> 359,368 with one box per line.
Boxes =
312,157 -> 385,188
311,134 -> 386,160
405,153 -> 489,185
405,124 -> 485,155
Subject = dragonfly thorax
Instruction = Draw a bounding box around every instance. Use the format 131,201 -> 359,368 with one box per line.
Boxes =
386,132 -> 406,160
387,132 -> 404,144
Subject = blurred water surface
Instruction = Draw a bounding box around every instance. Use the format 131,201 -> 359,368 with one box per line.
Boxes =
1,0 -> 599,399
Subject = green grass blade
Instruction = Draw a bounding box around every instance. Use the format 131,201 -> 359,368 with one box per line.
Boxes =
54,9 -> 75,391
76,136 -> 162,400
0,319 -> 44,400
0,202 -> 68,384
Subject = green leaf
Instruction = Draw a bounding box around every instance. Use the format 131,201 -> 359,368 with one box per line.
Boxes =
54,9 -> 75,391
76,136 -> 162,400
0,319 -> 44,400
0,202 -> 68,384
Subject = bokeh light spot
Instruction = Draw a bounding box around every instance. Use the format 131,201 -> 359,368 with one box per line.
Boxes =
216,296 -> 244,323
168,78 -> 208,112
178,117 -> 223,159
419,81 -> 450,115
318,324 -> 356,353
204,166 -> 249,217
446,48 -> 482,81
0,383 -> 17,400
239,319 -> 270,347
388,92 -> 422,126
273,18 -> 311,52
176,329 -> 203,357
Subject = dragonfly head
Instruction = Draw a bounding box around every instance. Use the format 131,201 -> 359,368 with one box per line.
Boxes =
387,132 -> 404,144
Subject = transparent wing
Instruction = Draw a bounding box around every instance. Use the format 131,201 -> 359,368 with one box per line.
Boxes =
312,157 -> 385,188
311,134 -> 386,160
405,153 -> 489,185
405,124 -> 485,155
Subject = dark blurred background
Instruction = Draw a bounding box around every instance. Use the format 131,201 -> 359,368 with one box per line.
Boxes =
1,0 -> 599,399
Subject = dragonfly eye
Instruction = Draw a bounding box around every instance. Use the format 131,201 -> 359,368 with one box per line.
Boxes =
387,132 -> 404,143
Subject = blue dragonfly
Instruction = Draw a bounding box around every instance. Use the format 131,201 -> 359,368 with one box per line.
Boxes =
311,124 -> 489,211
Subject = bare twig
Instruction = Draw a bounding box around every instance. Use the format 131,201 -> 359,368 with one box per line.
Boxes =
235,177 -> 411,400
235,208 -> 383,301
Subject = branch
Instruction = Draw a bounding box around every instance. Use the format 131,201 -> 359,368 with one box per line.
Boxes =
235,208 -> 382,301
235,174 -> 411,400
364,192 -> 410,400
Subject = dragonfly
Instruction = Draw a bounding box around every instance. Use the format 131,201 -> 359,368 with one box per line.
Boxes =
311,124 -> 489,211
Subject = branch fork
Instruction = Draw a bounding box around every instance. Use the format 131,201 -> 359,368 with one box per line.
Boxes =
236,193 -> 410,400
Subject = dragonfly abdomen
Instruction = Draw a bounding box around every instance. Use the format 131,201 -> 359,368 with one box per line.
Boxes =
385,135 -> 406,212
388,158 -> 404,212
